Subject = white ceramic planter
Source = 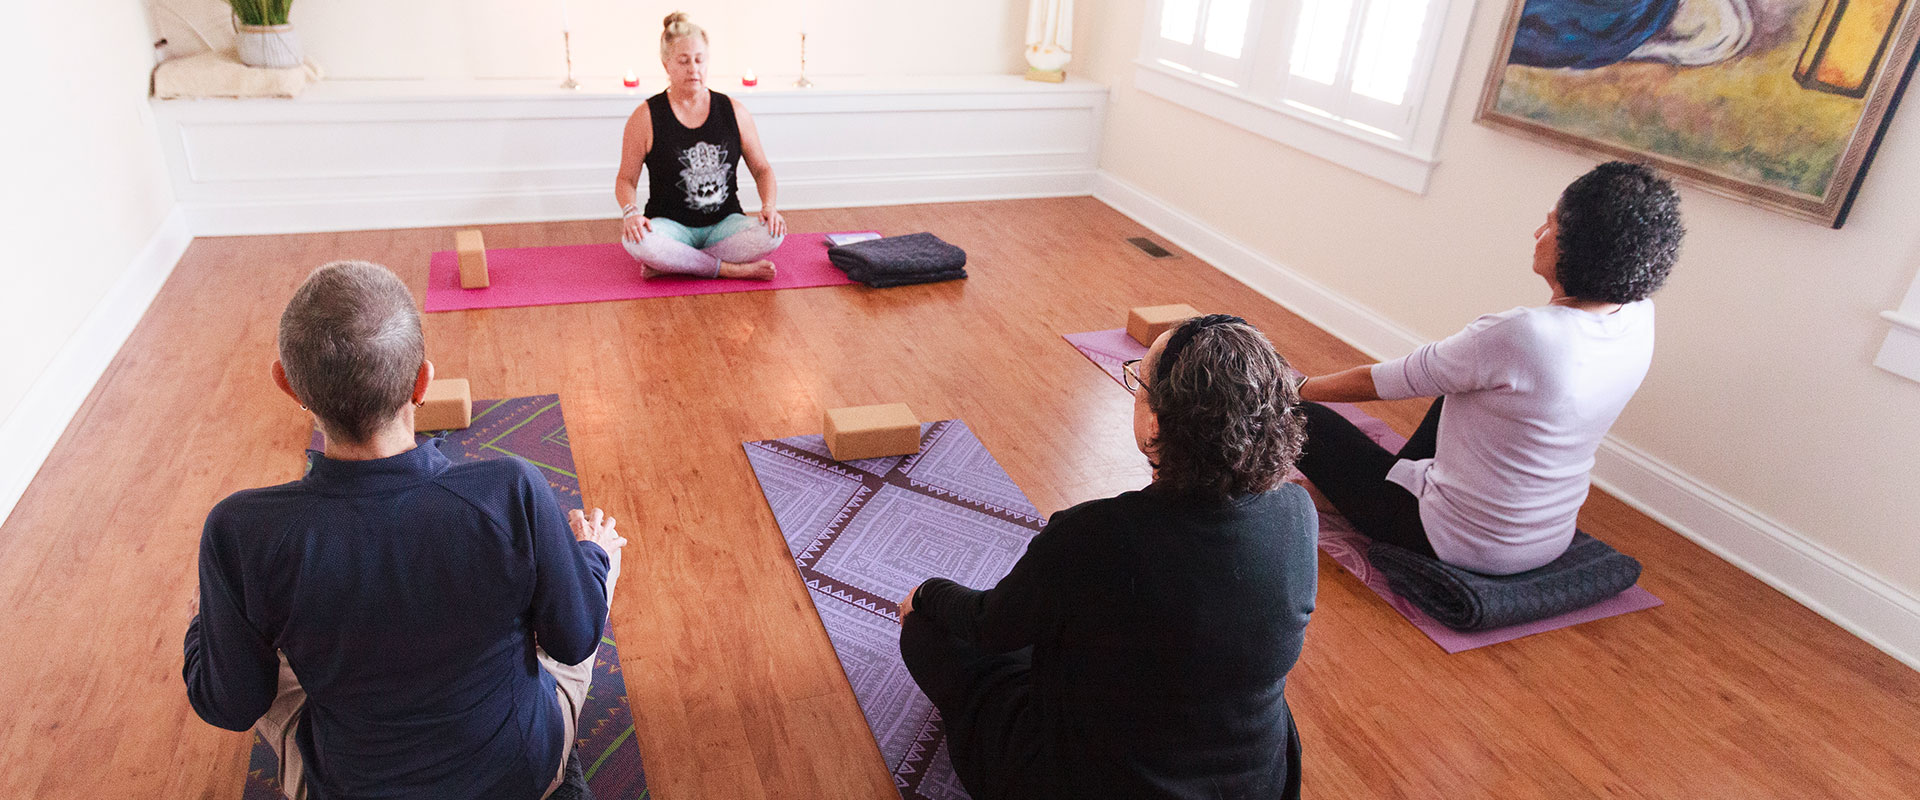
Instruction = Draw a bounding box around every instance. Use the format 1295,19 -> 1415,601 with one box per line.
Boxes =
236,24 -> 302,69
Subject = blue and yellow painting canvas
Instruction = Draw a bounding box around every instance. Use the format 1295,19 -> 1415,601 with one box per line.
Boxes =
1477,0 -> 1920,225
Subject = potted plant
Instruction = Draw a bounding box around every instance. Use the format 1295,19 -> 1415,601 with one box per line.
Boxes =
230,0 -> 300,68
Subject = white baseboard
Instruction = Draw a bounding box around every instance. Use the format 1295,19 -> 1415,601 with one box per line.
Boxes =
0,206 -> 192,527
1091,170 -> 1920,672
1092,172 -> 1427,361
1589,439 -> 1920,670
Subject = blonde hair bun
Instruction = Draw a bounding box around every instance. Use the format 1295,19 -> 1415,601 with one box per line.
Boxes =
660,11 -> 708,59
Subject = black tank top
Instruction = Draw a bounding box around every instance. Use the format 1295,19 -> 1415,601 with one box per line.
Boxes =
642,90 -> 745,228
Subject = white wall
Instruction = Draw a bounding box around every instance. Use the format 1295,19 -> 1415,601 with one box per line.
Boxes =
151,0 -> 1029,82
1081,2 -> 1920,607
0,2 -> 177,428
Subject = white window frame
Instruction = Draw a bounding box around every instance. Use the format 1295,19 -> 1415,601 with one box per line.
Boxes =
1134,0 -> 1482,193
1145,0 -> 1270,88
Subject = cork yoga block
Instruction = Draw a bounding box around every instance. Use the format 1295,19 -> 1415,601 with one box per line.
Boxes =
1127,303 -> 1199,346
456,230 -> 489,289
823,403 -> 922,461
415,378 -> 473,432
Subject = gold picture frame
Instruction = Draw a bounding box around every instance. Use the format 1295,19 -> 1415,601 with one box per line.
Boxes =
1476,0 -> 1920,227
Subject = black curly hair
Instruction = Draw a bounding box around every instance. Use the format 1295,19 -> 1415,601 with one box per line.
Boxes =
1554,161 -> 1685,304
1145,318 -> 1305,501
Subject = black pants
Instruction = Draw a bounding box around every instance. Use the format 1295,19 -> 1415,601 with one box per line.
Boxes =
901,615 -> 1305,800
899,614 -> 1045,800
1296,398 -> 1444,559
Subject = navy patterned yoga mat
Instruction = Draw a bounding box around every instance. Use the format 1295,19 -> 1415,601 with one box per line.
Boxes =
245,396 -> 649,799
743,420 -> 1045,800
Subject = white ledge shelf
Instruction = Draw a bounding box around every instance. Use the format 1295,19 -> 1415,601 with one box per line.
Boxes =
1876,309 -> 1920,384
150,73 -> 1109,235
155,74 -> 1108,105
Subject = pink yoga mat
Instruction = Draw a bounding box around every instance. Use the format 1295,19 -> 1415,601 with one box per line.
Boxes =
423,231 -> 871,312
1064,328 -> 1664,652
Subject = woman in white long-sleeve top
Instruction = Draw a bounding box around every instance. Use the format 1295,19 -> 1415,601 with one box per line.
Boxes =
1294,161 -> 1685,575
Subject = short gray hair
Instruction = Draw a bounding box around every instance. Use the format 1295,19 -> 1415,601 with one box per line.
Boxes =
277,261 -> 424,444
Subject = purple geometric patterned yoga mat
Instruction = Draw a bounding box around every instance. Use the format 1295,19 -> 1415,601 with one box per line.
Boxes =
246,396 -> 649,800
1064,329 -> 1664,653
1062,327 -> 1143,385
743,420 -> 1045,800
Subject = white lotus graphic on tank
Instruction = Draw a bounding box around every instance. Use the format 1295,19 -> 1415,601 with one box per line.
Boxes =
677,142 -> 731,211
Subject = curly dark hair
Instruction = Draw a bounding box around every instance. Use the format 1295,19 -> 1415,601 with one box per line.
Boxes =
1145,318 -> 1305,501
1555,161 -> 1685,304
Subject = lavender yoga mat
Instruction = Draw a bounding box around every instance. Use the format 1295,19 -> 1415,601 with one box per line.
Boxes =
743,420 -> 1045,800
424,231 -> 872,312
1061,327 -> 1145,385
247,396 -> 649,799
1064,329 -> 1663,653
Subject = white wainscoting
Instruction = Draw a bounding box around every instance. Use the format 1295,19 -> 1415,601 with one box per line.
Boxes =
151,76 -> 1109,236
1092,171 -> 1920,672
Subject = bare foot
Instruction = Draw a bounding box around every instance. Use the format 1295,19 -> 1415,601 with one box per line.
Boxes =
717,259 -> 777,281
642,265 -> 666,279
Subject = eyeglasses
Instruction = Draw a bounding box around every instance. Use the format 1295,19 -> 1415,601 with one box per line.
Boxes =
1125,359 -> 1309,402
1121,359 -> 1145,393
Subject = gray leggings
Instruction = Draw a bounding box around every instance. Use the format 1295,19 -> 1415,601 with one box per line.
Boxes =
621,213 -> 784,278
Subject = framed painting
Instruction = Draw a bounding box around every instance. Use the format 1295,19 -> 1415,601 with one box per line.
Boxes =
1476,0 -> 1920,226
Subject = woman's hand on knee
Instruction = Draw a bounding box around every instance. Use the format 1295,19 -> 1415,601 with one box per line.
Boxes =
568,507 -> 628,557
759,207 -> 786,239
897,581 -> 923,625
622,214 -> 653,242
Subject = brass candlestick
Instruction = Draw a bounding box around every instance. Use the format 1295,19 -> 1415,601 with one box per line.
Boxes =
796,32 -> 814,88
560,31 -> 580,90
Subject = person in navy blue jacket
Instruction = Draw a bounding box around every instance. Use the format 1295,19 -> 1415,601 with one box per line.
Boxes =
183,261 -> 626,799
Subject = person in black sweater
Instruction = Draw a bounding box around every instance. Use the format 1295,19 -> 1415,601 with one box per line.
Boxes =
898,315 -> 1318,799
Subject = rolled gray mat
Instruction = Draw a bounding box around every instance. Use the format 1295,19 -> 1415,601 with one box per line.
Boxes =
1366,532 -> 1643,632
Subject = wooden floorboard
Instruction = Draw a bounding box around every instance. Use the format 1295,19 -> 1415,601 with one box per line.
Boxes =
0,197 -> 1914,798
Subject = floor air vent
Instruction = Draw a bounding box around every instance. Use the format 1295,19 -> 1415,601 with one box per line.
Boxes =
1127,237 -> 1176,259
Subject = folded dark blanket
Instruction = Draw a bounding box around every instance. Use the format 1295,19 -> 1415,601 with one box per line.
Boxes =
827,232 -> 967,286
864,268 -> 968,288
1367,532 -> 1642,632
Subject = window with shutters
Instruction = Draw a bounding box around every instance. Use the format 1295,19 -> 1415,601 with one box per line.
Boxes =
1135,0 -> 1480,192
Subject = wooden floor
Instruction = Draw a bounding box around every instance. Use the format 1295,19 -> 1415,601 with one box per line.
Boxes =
2,197 -> 1915,798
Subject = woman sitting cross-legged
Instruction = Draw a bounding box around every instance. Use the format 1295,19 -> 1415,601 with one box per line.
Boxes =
897,315 -> 1318,800
183,261 -> 627,799
1294,161 -> 1685,575
615,12 -> 786,280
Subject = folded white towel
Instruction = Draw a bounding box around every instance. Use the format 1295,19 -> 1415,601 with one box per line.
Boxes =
154,49 -> 323,99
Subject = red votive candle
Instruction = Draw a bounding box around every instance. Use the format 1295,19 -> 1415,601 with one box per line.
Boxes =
622,69 -> 639,88
742,69 -> 758,87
